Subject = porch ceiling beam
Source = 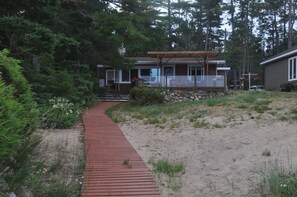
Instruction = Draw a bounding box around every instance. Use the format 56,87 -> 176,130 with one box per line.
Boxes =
148,51 -> 219,59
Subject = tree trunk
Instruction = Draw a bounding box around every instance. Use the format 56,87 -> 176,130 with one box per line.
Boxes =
167,0 -> 172,50
288,0 -> 293,49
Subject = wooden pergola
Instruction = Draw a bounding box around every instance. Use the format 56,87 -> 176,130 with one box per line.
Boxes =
147,51 -> 220,76
147,51 -> 220,59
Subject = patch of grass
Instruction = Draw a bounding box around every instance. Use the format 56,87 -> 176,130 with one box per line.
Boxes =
268,111 -> 278,116
205,97 -> 229,106
157,124 -> 165,129
291,109 -> 297,120
169,177 -> 182,192
106,108 -> 126,123
256,99 -> 272,106
153,159 -> 184,177
145,117 -> 166,125
225,114 -> 236,123
145,118 -> 160,125
236,94 -> 256,104
253,105 -> 270,114
131,113 -> 145,120
189,110 -> 208,122
78,158 -> 85,171
258,160 -> 297,197
278,109 -> 297,121
262,149 -> 271,157
236,104 -> 248,109
193,120 -> 209,128
170,122 -> 180,129
107,92 -> 297,126
174,113 -> 184,119
48,160 -> 63,173
212,123 -> 225,128
43,181 -> 78,197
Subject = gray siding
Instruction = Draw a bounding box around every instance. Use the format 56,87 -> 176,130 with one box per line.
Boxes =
264,58 -> 288,90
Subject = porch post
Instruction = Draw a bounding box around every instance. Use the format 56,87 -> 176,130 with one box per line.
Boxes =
224,73 -> 228,92
204,57 -> 207,87
159,57 -> 163,87
194,67 -> 197,88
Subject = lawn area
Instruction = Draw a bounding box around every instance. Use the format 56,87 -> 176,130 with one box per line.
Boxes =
108,91 -> 297,197
107,91 -> 297,129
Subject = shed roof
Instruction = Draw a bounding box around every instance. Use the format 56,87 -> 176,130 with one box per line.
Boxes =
260,45 -> 297,65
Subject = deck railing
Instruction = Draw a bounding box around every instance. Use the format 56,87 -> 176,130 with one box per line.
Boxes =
140,75 -> 225,88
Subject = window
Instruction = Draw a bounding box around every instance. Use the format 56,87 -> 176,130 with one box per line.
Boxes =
139,68 -> 160,83
288,56 -> 297,81
121,69 -> 130,82
106,70 -> 119,85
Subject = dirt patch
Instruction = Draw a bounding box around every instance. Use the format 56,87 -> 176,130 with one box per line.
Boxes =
30,123 -> 84,191
119,108 -> 297,196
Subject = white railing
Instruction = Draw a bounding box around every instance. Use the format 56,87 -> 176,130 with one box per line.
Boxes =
140,75 -> 225,88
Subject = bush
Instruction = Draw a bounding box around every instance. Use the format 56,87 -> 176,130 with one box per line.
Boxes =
280,82 -> 294,92
0,49 -> 39,163
40,97 -> 81,129
129,87 -> 164,105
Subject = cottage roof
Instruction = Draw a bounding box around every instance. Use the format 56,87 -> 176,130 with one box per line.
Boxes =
260,45 -> 297,65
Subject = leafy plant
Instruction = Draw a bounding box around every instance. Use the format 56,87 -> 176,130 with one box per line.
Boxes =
40,97 -> 81,129
0,49 -> 39,163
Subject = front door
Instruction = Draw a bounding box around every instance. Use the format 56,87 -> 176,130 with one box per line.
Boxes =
189,66 -> 203,82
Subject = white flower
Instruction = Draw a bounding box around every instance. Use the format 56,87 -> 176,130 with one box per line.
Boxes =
280,184 -> 287,187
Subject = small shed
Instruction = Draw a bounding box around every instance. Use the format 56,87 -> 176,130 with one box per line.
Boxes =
260,45 -> 297,90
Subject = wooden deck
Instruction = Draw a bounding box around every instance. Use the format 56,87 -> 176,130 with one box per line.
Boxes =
82,102 -> 160,197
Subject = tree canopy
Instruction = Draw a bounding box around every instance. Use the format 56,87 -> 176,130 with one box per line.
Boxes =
0,0 -> 296,95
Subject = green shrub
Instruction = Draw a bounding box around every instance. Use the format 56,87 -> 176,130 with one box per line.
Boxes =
280,82 -> 294,92
40,97 -> 81,129
129,87 -> 164,105
0,49 -> 39,163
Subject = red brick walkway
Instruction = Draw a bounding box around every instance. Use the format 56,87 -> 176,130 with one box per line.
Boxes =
81,102 -> 160,197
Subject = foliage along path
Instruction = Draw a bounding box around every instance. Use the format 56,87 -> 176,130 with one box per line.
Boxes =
82,102 -> 160,196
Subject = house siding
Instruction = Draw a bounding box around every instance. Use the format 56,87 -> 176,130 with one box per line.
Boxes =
264,58 -> 288,90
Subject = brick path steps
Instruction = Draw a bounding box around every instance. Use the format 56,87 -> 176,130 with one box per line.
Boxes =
82,102 -> 160,197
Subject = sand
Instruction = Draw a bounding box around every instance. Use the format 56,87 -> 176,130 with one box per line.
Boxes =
119,117 -> 297,197
32,123 -> 84,184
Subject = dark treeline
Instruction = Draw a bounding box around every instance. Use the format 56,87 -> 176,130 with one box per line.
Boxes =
0,0 -> 296,98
